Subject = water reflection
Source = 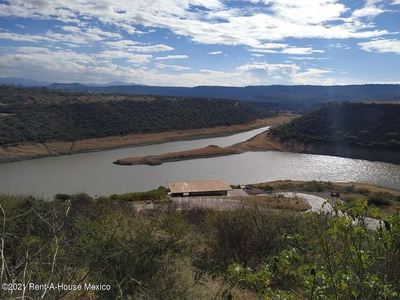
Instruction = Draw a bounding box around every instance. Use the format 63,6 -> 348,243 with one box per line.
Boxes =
0,127 -> 399,198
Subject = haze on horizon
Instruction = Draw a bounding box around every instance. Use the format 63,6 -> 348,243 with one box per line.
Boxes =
0,0 -> 399,87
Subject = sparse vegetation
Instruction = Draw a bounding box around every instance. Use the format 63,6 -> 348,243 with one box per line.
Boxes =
108,186 -> 170,202
252,180 -> 400,214
1,188 -> 399,299
242,195 -> 310,211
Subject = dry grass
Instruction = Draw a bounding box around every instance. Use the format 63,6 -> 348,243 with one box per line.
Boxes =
255,180 -> 400,194
240,195 -> 311,212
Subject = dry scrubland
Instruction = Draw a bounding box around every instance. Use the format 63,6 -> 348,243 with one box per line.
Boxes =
1,181 -> 400,299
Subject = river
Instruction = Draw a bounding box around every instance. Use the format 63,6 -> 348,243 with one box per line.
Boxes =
0,126 -> 399,198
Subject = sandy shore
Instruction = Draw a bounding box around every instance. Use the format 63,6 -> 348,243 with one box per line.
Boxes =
114,122 -> 400,167
114,145 -> 240,165
0,115 -> 298,164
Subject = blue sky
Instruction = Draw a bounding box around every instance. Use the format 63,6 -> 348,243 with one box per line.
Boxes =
0,0 -> 399,86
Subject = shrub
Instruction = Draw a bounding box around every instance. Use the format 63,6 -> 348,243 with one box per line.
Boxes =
109,188 -> 169,202
298,181 -> 332,192
53,193 -> 71,201
368,193 -> 391,206
356,188 -> 371,195
342,185 -> 356,194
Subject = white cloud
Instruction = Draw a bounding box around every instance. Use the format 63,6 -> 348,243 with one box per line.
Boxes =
249,45 -> 324,55
237,61 -> 340,85
0,0 -> 396,86
252,43 -> 288,49
0,48 -> 255,86
253,0 -> 349,25
96,50 -> 153,64
207,51 -> 223,55
104,40 -> 141,49
0,0 -> 391,49
85,27 -> 122,39
104,40 -> 174,53
16,47 -> 52,54
294,68 -> 335,85
154,55 -> 189,60
289,56 -> 329,60
155,63 -> 191,71
281,47 -> 324,55
359,38 -> 400,54
237,62 -> 300,77
0,47 -> 350,86
352,0 -> 386,19
60,26 -> 81,33
127,44 -> 174,53
0,32 -> 53,43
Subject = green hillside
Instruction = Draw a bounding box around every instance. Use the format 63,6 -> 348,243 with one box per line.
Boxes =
0,86 -> 268,146
269,102 -> 400,151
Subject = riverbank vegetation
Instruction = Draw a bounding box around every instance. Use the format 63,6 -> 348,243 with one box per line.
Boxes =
269,102 -> 400,152
1,188 -> 399,299
0,86 -> 269,146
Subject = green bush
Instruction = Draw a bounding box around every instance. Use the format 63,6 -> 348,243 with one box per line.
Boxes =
269,102 -> 400,151
342,185 -> 356,194
109,188 -> 168,202
368,193 -> 391,206
356,188 -> 371,195
298,181 -> 333,192
1,192 -> 399,299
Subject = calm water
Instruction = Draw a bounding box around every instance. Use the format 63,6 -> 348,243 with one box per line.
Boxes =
0,126 -> 399,198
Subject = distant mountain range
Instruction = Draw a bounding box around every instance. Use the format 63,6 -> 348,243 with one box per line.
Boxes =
0,77 -> 52,87
0,78 -> 134,87
2,77 -> 400,109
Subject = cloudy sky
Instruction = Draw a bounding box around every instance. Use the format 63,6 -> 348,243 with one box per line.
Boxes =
0,0 -> 399,86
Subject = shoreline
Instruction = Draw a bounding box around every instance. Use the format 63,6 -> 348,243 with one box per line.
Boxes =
0,115 -> 298,164
114,145 -> 241,165
113,129 -> 400,167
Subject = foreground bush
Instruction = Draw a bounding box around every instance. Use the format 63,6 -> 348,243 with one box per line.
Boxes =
0,193 -> 399,299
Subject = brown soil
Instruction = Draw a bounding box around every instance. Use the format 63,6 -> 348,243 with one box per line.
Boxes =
241,195 -> 311,211
114,145 -> 239,165
0,115 -> 297,164
234,130 -> 284,151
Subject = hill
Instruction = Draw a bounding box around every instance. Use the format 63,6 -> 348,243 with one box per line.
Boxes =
0,86 -> 268,146
0,77 -> 51,87
269,102 -> 400,163
2,79 -> 400,109
47,83 -> 400,108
